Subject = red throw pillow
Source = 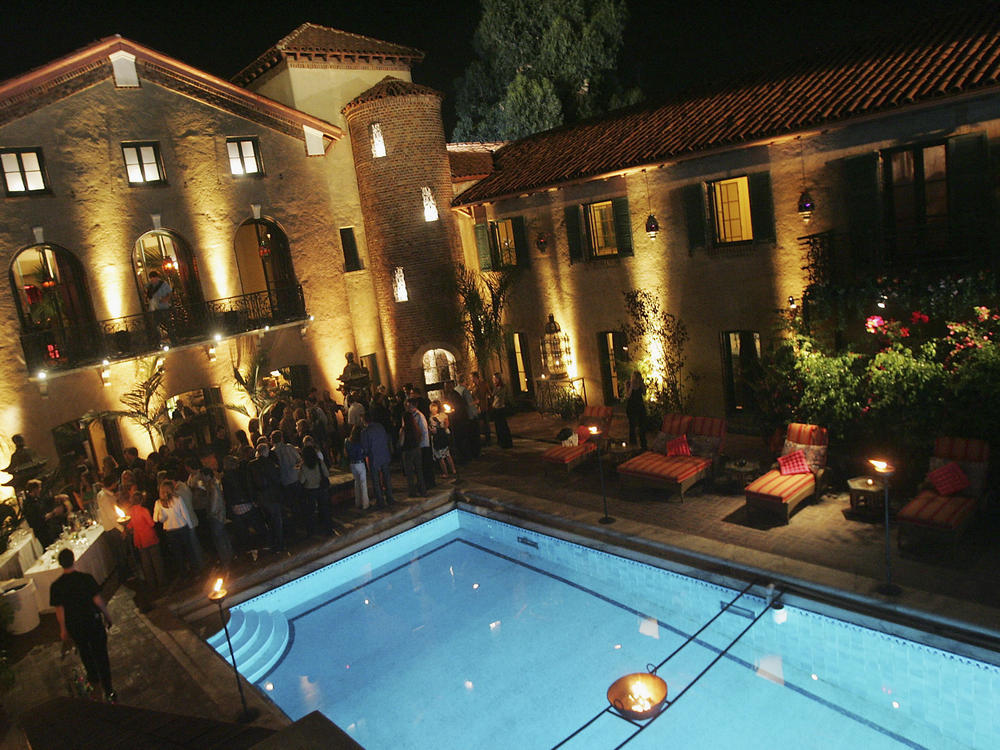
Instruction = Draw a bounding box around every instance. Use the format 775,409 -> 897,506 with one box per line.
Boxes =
927,461 -> 970,496
576,425 -> 593,444
666,435 -> 691,457
778,450 -> 810,475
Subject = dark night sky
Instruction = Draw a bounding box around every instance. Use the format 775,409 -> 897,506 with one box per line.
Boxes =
0,0 -> 968,135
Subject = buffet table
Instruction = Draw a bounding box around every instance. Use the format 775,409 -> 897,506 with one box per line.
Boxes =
23,524 -> 112,613
0,528 -> 43,580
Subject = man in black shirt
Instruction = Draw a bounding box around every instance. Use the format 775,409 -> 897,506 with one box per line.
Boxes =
50,548 -> 115,702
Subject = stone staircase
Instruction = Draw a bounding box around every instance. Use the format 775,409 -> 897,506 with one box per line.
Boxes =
207,608 -> 290,684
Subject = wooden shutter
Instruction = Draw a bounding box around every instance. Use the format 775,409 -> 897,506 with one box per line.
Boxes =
611,196 -> 633,256
474,222 -> 493,271
840,153 -> 881,262
564,205 -> 584,263
682,183 -> 707,253
511,215 -> 530,267
748,172 -> 775,242
947,133 -> 989,250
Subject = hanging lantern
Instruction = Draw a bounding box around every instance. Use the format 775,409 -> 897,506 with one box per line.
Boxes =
258,242 -> 271,258
797,190 -> 815,224
40,267 -> 57,289
540,313 -> 571,379
645,213 -> 660,240
161,255 -> 178,272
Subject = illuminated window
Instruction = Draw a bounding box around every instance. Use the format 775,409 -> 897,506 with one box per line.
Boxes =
422,187 -> 438,222
493,219 -> 517,266
475,216 -> 529,270
510,332 -> 532,394
121,142 -> 164,185
370,122 -> 386,158
565,197 -> 633,261
1,149 -> 47,194
710,176 -> 753,243
393,266 -> 408,302
586,201 -> 619,256
227,138 -> 262,175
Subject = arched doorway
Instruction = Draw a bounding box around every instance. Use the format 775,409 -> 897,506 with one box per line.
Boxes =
10,244 -> 97,369
233,218 -> 302,321
421,348 -> 457,401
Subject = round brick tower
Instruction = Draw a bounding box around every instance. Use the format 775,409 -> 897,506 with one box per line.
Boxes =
342,77 -> 465,390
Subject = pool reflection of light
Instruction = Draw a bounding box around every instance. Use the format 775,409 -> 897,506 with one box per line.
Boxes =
464,680 -> 474,691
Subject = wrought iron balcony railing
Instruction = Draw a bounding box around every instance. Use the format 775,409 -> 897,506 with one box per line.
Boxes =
19,285 -> 306,375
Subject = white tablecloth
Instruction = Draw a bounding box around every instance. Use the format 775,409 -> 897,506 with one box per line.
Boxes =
0,528 -> 43,580
1,578 -> 40,634
24,524 -> 112,613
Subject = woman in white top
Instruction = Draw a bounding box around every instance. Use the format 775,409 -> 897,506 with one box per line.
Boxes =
153,479 -> 202,578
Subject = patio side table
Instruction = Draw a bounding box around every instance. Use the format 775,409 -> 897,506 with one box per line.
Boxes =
846,476 -> 885,520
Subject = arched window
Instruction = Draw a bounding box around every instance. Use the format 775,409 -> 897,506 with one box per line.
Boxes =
422,348 -> 457,400
9,243 -> 96,369
233,218 -> 302,321
133,230 -> 203,311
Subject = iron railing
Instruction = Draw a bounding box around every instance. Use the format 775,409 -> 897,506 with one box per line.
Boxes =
19,285 -> 306,374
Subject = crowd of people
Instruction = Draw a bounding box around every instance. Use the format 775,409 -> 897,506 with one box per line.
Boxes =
26,371 -> 517,602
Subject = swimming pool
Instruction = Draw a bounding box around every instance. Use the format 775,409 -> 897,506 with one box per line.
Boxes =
212,510 -> 999,748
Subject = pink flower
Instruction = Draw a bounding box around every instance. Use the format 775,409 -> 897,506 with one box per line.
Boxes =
865,315 -> 885,334
975,306 -> 990,322
910,311 -> 929,324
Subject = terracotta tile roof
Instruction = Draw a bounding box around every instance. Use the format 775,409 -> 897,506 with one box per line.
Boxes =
341,76 -> 441,114
0,36 -> 343,146
446,142 -> 503,182
454,2 -> 1000,206
234,23 -> 424,87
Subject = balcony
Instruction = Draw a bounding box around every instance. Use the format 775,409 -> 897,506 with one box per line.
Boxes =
19,285 -> 307,375
800,218 -> 995,288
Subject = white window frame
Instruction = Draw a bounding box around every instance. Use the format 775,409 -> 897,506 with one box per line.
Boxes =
122,142 -> 164,185
2,149 -> 47,194
370,122 -> 387,158
227,138 -> 262,176
585,200 -> 619,256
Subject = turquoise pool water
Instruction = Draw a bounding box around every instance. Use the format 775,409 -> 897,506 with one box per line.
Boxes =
222,511 -> 998,748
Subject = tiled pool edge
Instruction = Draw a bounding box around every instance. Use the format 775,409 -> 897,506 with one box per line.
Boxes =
454,488 -> 1000,669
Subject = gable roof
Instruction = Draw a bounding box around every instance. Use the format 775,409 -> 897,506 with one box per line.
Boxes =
234,23 -> 424,88
0,36 -> 342,146
342,76 -> 441,114
454,2 -> 1000,206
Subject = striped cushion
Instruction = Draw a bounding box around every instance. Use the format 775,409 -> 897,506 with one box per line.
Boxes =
666,435 -> 691,456
661,414 -> 692,436
542,442 -> 596,465
926,461 -> 970,496
745,469 -> 815,506
619,452 -> 710,483
787,423 -> 828,446
897,489 -> 977,530
689,416 -> 727,440
933,437 -> 989,463
582,405 -> 613,421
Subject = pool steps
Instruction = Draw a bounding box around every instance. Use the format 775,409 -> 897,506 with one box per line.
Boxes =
207,608 -> 290,684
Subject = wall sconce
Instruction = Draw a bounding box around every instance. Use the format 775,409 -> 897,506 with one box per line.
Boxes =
207,346 -> 217,362
251,203 -> 262,220
788,296 -> 797,310
540,313 -> 571,378
32,226 -> 44,243
643,170 -> 659,240
535,232 -> 549,252
100,360 -> 111,387
300,316 -> 314,338
37,370 -> 48,397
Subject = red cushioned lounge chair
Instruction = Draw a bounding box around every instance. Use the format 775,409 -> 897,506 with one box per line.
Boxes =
744,423 -> 828,524
617,415 -> 726,500
541,405 -> 614,472
896,437 -> 989,549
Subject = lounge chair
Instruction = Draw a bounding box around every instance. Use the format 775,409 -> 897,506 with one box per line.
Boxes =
617,414 -> 726,500
896,437 -> 989,548
744,422 -> 828,524
541,405 -> 615,472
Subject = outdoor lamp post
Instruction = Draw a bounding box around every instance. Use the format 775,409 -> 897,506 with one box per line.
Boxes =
589,426 -> 614,525
868,459 -> 902,596
209,578 -> 261,723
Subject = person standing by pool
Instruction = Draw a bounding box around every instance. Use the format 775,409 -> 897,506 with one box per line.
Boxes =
50,547 -> 115,702
344,425 -> 369,511
399,399 -> 427,498
625,370 -> 648,449
490,373 -> 513,449
429,400 -> 456,479
361,412 -> 394,509
153,479 -> 202,580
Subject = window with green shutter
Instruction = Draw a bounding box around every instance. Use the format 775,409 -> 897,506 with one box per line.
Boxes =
565,197 -> 634,261
489,216 -> 531,268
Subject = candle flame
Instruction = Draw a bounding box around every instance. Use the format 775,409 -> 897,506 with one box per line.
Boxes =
213,577 -> 224,593
588,425 -> 599,435
114,505 -> 126,519
443,403 -> 452,412
868,459 -> 890,472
